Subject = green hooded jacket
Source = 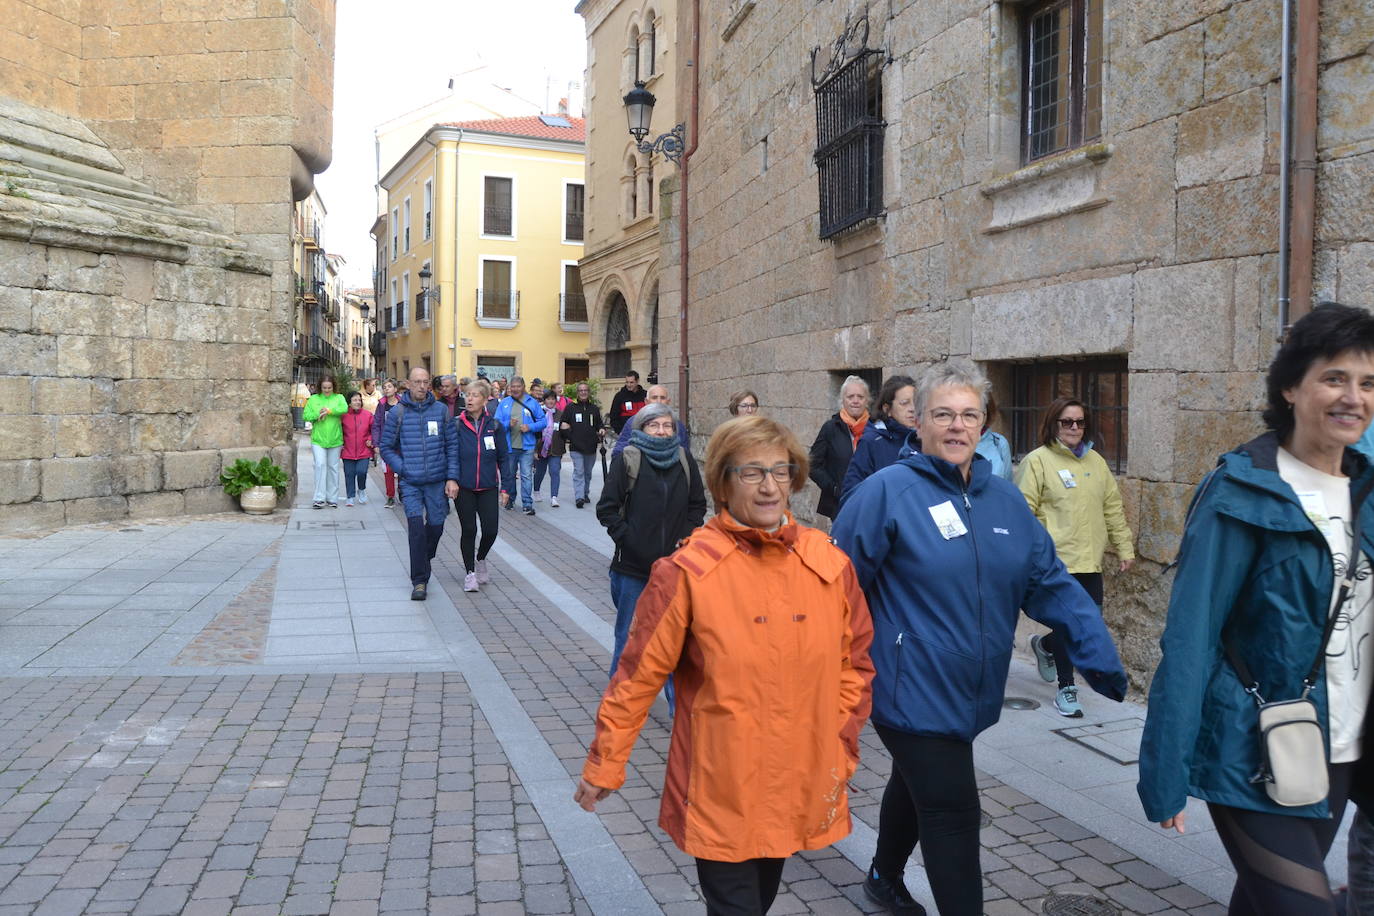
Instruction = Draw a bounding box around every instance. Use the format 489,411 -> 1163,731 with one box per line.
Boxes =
304,392 -> 348,448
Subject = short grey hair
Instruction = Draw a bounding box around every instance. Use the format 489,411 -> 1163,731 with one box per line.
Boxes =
837,375 -> 871,408
632,402 -> 677,433
914,358 -> 990,418
438,374 -> 456,386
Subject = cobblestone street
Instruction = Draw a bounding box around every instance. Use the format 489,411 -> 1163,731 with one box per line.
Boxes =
0,438 -> 1345,914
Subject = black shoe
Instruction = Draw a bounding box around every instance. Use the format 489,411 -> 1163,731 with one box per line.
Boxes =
575,498 -> 584,508
410,584 -> 427,601
385,497 -> 395,508
523,506 -> 536,516
505,501 -> 514,511
863,866 -> 926,915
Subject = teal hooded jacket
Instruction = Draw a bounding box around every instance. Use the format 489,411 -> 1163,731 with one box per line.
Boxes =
1138,432 -> 1374,822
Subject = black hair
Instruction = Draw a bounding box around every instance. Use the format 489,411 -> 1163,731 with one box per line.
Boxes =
875,374 -> 916,419
626,369 -> 640,381
1264,302 -> 1374,440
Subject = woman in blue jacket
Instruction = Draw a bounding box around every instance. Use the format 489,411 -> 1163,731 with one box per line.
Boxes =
833,359 -> 1126,916
1138,303 -> 1374,915
840,374 -> 919,501
453,379 -> 509,593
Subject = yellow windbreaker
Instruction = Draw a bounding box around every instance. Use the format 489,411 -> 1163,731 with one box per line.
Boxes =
1016,440 -> 1135,573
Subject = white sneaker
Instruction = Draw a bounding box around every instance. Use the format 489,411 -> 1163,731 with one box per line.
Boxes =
551,496 -> 559,507
464,572 -> 479,592
475,559 -> 489,584
358,492 -> 368,504
344,498 -> 353,507
534,492 -> 543,502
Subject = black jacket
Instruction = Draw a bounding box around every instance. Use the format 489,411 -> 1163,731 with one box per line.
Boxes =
808,412 -> 859,519
560,399 -> 604,453
454,410 -> 508,491
596,447 -> 707,578
608,385 -> 647,433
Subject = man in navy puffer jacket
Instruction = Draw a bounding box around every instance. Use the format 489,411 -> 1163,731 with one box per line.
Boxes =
380,368 -> 459,600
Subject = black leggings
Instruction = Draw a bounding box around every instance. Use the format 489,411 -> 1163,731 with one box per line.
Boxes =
695,857 -> 785,915
1042,572 -> 1104,688
1208,762 -> 1354,915
873,726 -> 982,916
455,488 -> 499,573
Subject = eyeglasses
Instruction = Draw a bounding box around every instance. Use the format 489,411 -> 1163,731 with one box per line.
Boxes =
1058,417 -> 1087,429
927,408 -> 985,427
728,462 -> 798,484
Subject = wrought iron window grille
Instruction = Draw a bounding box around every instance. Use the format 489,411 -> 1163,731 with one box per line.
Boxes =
812,14 -> 888,240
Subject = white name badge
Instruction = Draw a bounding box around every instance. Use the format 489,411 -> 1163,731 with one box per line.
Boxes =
1295,490 -> 1330,533
624,401 -> 633,411
1058,468 -> 1077,489
575,413 -> 584,423
427,421 -> 439,436
483,435 -> 496,451
928,500 -> 968,540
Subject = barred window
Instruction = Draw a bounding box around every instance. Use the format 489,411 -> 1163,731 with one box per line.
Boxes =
1022,0 -> 1103,164
813,48 -> 884,240
483,177 -> 513,236
604,294 -> 631,379
1008,357 -> 1127,473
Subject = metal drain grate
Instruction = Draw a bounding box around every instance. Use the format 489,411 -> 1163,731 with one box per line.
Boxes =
1003,696 -> 1040,710
1043,893 -> 1119,915
294,520 -> 366,530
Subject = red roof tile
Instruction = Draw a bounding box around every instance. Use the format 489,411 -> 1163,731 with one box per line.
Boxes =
441,115 -> 586,143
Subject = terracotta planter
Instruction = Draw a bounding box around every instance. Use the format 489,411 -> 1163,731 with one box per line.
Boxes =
239,485 -> 278,515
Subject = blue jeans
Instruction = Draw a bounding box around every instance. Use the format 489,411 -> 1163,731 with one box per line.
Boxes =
570,451 -> 596,501
342,458 -> 369,498
399,480 -> 448,586
609,569 -> 674,713
311,443 -> 341,503
533,454 -> 561,497
506,449 -> 534,508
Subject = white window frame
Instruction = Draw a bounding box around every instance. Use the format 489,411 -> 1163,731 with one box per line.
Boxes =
476,254 -> 518,329
561,179 -> 585,246
480,173 -> 518,240
390,278 -> 400,332
390,207 -> 399,261
423,179 -> 433,240
402,197 -> 412,252
559,259 -> 588,333
401,271 -> 410,328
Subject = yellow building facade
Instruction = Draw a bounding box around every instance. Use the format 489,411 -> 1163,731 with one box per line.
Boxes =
379,117 -> 589,385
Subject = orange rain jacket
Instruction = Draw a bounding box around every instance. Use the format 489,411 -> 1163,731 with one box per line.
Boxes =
583,510 -> 875,862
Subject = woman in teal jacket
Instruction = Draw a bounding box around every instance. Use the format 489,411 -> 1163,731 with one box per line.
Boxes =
1139,303 -> 1374,914
303,377 -> 348,508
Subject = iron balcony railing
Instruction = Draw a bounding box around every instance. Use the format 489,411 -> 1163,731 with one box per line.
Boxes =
559,292 -> 588,324
414,290 -> 429,322
293,334 -> 342,364
476,288 -> 519,322
564,213 -> 584,241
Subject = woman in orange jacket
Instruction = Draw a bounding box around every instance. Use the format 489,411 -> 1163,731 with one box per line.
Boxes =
574,415 -> 875,915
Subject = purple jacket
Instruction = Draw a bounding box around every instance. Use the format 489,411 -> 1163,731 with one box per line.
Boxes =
372,398 -> 400,466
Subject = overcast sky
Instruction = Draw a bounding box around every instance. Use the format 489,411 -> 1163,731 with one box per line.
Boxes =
315,0 -> 587,288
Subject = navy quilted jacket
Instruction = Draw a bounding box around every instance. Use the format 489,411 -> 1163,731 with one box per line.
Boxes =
379,390 -> 459,485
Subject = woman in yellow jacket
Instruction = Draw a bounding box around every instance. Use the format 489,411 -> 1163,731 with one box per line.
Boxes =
575,416 -> 875,915
1018,397 -> 1135,718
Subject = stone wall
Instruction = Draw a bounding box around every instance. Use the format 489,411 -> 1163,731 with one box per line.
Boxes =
0,1 -> 335,532
665,0 -> 1374,688
0,98 -> 294,531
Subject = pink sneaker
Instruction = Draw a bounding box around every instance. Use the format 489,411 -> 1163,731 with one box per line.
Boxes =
475,559 -> 489,584
463,572 -> 478,592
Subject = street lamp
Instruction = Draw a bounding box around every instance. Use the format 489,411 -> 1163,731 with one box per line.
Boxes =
418,266 -> 439,374
359,302 -> 370,376
623,81 -> 685,164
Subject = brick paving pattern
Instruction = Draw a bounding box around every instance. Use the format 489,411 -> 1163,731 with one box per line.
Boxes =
173,543 -> 279,667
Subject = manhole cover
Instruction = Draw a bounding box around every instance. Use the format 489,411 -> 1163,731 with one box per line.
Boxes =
1043,893 -> 1118,915
1054,716 -> 1145,766
294,520 -> 366,530
1003,696 -> 1040,710
120,528 -> 143,532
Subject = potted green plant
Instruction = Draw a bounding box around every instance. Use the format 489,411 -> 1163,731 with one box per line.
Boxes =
220,457 -> 290,515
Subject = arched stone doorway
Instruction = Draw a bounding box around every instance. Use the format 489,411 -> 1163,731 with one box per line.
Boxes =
604,293 -> 631,378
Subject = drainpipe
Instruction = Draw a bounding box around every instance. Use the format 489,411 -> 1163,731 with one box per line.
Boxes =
1286,0 -> 1320,329
450,130 -> 463,373
677,0 -> 700,424
1277,0 -> 1293,337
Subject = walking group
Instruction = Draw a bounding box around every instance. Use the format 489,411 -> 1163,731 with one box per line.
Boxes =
570,302 -> 1374,916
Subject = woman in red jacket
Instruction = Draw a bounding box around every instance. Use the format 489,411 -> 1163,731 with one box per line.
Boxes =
341,391 -> 374,507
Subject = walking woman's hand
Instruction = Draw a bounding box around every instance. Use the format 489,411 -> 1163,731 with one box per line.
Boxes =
1159,812 -> 1186,834
573,778 -> 612,812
